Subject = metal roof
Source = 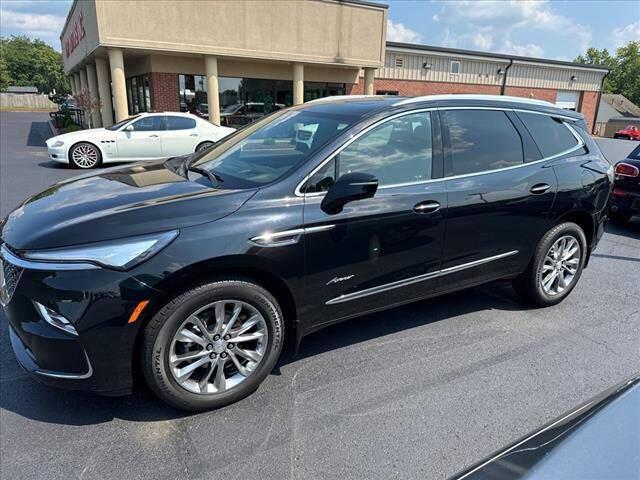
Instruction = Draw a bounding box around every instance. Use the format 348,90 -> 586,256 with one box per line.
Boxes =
387,41 -> 610,72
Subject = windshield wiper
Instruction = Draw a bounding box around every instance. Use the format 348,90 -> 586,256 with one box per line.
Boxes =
188,165 -> 224,186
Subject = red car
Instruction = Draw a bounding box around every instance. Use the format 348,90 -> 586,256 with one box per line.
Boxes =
613,125 -> 640,140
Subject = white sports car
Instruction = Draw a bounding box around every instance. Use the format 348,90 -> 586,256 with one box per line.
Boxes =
46,112 -> 235,168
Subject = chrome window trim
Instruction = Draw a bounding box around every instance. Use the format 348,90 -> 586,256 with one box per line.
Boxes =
326,250 -> 519,305
0,244 -> 99,271
294,106 -> 585,198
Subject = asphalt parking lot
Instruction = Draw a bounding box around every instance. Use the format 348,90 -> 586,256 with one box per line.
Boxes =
1,111 -> 639,480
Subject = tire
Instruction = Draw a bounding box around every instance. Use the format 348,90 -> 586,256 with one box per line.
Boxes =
195,141 -> 214,152
141,278 -> 284,411
69,142 -> 102,168
513,222 -> 587,307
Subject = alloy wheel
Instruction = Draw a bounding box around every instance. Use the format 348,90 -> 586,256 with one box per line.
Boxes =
71,144 -> 99,168
540,235 -> 581,296
168,300 -> 268,395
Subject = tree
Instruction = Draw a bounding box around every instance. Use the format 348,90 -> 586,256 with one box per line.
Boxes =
575,41 -> 640,105
0,35 -> 70,94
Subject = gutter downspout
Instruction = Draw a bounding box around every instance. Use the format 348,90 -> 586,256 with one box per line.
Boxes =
500,59 -> 513,95
591,70 -> 609,135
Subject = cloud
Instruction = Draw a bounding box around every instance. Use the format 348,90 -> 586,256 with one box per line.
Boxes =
473,33 -> 493,50
0,9 -> 65,34
435,0 -> 591,55
499,40 -> 544,58
611,20 -> 640,49
387,19 -> 423,44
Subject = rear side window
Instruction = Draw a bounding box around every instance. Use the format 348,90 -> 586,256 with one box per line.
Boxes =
442,110 -> 524,176
516,112 -> 578,158
165,116 -> 196,130
627,144 -> 640,160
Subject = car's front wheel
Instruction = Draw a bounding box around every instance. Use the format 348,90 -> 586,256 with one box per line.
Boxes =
69,142 -> 102,168
141,278 -> 284,411
513,222 -> 587,306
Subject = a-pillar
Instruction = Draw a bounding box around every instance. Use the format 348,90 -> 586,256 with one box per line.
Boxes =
293,63 -> 304,105
107,48 -> 128,123
95,57 -> 114,127
205,56 -> 220,125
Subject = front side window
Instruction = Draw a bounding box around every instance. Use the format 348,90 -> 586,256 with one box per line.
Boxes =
165,116 -> 197,130
443,109 -> 524,176
516,111 -> 579,158
108,115 -> 140,131
131,116 -> 164,132
303,112 -> 433,193
193,110 -> 358,188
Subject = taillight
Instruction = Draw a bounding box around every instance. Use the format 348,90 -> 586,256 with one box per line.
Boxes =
615,162 -> 639,177
612,188 -> 629,198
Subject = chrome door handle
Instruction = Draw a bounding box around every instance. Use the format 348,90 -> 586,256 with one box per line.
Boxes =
189,133 -> 198,137
530,183 -> 551,194
149,134 -> 159,138
413,200 -> 440,214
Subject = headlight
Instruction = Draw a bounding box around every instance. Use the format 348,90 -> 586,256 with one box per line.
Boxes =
22,230 -> 178,270
51,140 -> 64,148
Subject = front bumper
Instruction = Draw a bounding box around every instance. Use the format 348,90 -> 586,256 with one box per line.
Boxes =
1,245 -> 157,395
46,145 -> 69,163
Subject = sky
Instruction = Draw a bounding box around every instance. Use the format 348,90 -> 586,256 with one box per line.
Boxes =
0,0 -> 638,61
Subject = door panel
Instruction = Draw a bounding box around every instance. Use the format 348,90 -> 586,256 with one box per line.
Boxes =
161,116 -> 199,156
440,108 -> 557,287
303,183 -> 447,327
115,116 -> 163,160
300,110 -> 446,330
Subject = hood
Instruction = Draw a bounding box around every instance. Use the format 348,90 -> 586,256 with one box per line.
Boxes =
1,161 -> 257,250
46,127 -> 109,145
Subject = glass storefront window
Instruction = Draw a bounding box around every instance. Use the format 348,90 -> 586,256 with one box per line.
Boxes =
178,74 -> 345,121
125,74 -> 151,114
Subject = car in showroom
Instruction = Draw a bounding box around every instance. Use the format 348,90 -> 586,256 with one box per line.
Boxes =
45,112 -> 235,168
610,143 -> 640,221
613,124 -> 640,140
1,95 -> 612,411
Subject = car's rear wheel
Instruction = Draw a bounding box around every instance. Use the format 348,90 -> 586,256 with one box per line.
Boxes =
195,141 -> 214,152
141,278 -> 284,411
69,142 -> 102,168
513,222 -> 587,306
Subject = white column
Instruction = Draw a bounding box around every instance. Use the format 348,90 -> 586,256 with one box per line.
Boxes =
293,63 -> 304,105
86,63 -> 101,128
73,73 -> 81,95
69,75 -> 76,95
107,48 -> 128,123
95,57 -> 114,127
364,67 -> 375,96
79,68 -> 88,92
205,56 -> 220,125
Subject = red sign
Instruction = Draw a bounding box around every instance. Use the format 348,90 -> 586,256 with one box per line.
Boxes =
64,11 -> 85,58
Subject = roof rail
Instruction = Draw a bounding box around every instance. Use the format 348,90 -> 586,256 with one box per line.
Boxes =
306,95 -> 381,104
393,94 -> 555,107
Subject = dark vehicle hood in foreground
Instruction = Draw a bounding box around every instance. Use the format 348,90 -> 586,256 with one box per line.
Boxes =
1,161 -> 258,250
450,374 -> 640,480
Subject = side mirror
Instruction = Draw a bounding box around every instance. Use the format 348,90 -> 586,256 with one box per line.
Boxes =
321,172 -> 378,215
125,124 -> 134,131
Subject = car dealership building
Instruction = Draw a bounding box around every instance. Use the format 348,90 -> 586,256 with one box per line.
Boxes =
62,0 -> 608,132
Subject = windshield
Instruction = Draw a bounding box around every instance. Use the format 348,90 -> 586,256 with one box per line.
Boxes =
107,115 -> 140,131
192,109 -> 356,188
222,104 -> 242,114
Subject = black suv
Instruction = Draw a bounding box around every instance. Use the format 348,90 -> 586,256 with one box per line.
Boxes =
0,95 -> 612,411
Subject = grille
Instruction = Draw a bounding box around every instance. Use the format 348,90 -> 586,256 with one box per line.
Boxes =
0,255 -> 23,306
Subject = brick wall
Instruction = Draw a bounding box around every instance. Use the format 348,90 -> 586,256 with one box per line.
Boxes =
148,72 -> 180,112
578,91 -> 599,134
502,86 -> 557,104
